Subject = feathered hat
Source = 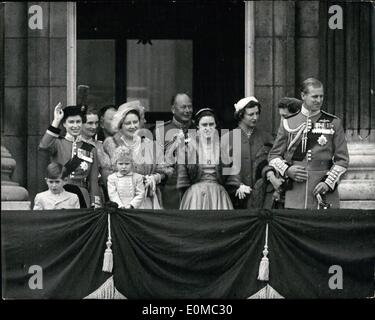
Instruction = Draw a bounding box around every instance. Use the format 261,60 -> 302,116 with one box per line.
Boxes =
111,100 -> 145,133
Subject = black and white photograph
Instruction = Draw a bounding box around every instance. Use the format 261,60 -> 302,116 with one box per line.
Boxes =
1,0 -> 374,306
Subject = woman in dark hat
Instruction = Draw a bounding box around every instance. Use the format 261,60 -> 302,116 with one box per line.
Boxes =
177,108 -> 241,210
39,102 -> 101,208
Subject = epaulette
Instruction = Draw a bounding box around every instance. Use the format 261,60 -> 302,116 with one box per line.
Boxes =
321,110 -> 338,119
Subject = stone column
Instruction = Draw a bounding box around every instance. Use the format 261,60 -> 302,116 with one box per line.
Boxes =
295,1 -> 320,85
3,2 -> 28,190
254,1 -> 296,135
1,145 -> 31,210
26,2 -> 69,201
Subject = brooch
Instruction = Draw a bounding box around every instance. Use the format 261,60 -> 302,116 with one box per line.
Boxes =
80,161 -> 89,171
317,134 -> 328,146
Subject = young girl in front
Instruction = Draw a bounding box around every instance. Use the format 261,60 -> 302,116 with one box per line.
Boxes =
107,146 -> 145,209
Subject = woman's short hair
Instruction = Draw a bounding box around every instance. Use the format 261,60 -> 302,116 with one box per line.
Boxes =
46,162 -> 68,179
277,97 -> 302,114
234,100 -> 262,122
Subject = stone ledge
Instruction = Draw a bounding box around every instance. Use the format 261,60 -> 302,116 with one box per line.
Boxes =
340,201 -> 375,210
338,180 -> 375,200
1,201 -> 31,211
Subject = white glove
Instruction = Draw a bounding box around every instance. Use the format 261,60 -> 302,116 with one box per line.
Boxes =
235,184 -> 252,200
145,175 -> 157,193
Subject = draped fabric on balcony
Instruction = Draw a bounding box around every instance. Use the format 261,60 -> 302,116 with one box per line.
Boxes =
2,208 -> 375,299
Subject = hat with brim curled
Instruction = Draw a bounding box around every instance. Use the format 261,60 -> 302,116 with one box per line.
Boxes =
112,100 -> 145,133
234,96 -> 259,114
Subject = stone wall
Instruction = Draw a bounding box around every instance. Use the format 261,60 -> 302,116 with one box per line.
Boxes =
254,0 -> 321,136
2,2 -> 69,202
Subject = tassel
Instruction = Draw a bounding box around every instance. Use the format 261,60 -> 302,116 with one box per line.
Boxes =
257,248 -> 269,281
102,214 -> 113,273
257,223 -> 269,281
102,241 -> 113,273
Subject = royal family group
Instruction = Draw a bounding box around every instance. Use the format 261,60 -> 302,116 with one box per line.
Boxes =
34,77 -> 349,211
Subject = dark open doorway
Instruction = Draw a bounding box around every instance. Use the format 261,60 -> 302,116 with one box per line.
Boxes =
77,1 -> 245,129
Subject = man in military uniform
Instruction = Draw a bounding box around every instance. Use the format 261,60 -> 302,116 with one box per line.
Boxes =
268,78 -> 349,209
39,103 -> 101,208
154,93 -> 195,209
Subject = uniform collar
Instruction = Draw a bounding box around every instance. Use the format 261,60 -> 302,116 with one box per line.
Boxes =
172,117 -> 192,131
301,105 -> 321,118
65,133 -> 82,143
80,136 -> 96,146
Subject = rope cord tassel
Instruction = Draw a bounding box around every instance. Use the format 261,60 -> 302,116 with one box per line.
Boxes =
257,223 -> 269,281
102,213 -> 113,273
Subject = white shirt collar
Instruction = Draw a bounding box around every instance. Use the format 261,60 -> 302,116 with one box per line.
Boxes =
48,190 -> 68,198
301,104 -> 321,118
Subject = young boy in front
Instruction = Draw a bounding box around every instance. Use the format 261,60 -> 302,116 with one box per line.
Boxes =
33,162 -> 80,210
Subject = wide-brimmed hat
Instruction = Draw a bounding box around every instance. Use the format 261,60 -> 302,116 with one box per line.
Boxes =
234,96 -> 259,113
111,100 -> 145,132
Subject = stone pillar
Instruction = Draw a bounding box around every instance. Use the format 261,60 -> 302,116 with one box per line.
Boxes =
26,2 -> 69,201
1,145 -> 31,210
295,1 -> 320,86
3,2 -> 70,203
254,1 -> 296,135
3,2 -> 28,189
339,141 -> 375,209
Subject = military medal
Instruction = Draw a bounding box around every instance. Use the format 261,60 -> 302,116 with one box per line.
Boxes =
317,134 -> 328,146
77,148 -> 93,163
312,120 -> 335,135
80,161 -> 89,171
